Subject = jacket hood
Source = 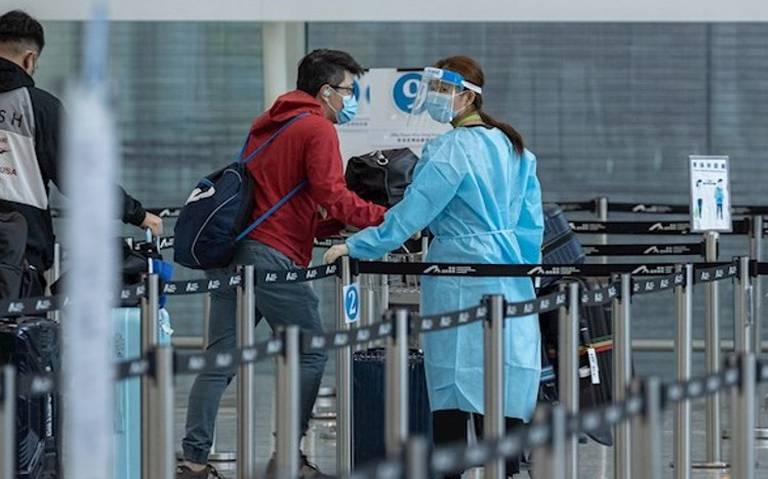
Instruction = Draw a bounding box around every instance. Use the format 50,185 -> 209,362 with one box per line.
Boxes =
0,57 -> 33,93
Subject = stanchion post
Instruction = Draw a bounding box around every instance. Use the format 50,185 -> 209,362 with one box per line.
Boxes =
141,273 -> 159,479
385,309 -> 409,458
276,326 -> 300,479
735,256 -> 753,354
483,295 -> 506,479
405,436 -> 429,479
613,273 -> 632,479
150,346 -> 175,479
674,264 -> 693,479
237,265 -> 257,479
631,378 -> 662,479
532,405 -> 566,479
698,231 -> 726,467
597,196 -> 609,265
0,365 -> 16,479
559,282 -> 579,479
336,256 -> 354,475
750,216 -> 763,356
732,354 -> 756,479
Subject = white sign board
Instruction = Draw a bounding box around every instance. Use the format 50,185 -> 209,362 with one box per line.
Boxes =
689,155 -> 732,233
343,282 -> 361,323
337,68 -> 449,164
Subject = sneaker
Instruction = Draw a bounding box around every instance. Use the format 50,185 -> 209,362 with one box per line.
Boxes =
266,453 -> 333,479
175,464 -> 227,479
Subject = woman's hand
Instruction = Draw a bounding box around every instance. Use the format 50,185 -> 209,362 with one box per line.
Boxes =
323,243 -> 349,264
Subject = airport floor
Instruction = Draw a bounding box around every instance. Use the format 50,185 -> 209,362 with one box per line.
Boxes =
171,353 -> 768,479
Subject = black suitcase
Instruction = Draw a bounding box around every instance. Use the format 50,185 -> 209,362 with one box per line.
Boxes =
352,348 -> 432,468
538,278 -> 614,446
0,317 -> 60,478
540,204 -> 586,289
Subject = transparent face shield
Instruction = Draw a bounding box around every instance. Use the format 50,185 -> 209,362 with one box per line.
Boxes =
408,67 -> 482,126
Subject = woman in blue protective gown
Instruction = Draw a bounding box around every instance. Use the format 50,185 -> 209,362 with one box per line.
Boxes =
324,56 -> 543,478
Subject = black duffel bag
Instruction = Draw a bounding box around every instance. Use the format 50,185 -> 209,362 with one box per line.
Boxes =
345,148 -> 418,207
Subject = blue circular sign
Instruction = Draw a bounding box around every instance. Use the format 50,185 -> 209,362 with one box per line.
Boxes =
392,72 -> 422,114
345,286 -> 359,321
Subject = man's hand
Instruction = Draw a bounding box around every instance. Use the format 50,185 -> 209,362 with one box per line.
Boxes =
323,243 -> 349,265
140,212 -> 163,237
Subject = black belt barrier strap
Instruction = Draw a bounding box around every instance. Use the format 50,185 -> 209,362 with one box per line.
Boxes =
581,283 -> 620,306
162,274 -> 242,296
569,219 -> 750,235
507,290 -> 569,317
693,263 -> 739,284
0,294 -> 64,317
581,243 -> 705,257
632,272 -> 686,296
257,263 -> 339,285
415,305 -> 487,333
302,321 -> 394,352
174,337 -> 285,375
607,203 -> 691,214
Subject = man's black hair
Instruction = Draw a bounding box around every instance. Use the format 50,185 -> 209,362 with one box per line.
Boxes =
0,10 -> 45,52
297,49 -> 364,96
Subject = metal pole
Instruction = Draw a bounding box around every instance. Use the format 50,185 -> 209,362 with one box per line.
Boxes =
732,354 -> 756,479
560,282 -> 579,479
0,365 -> 16,479
695,231 -> 727,468
141,273 -> 159,479
483,295 -> 506,479
533,406 -> 566,479
336,256 -> 353,475
49,242 -> 61,323
405,437 -> 429,479
385,309 -> 409,457
205,292 -> 236,462
276,326 -> 300,479
735,256 -> 753,354
631,378 -> 662,479
237,265 -> 257,479
750,216 -> 763,356
597,197 -> 609,265
674,264 -> 693,479
150,346 -> 175,479
613,273 -> 632,479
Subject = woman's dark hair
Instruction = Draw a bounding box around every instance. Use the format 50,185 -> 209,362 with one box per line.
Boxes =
297,49 -> 364,97
434,55 -> 524,154
0,10 -> 45,52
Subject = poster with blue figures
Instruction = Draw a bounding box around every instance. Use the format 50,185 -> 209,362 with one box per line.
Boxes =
689,155 -> 732,233
343,282 -> 361,324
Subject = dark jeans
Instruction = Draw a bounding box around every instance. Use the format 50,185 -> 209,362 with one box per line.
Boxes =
433,410 -> 524,478
181,240 -> 328,464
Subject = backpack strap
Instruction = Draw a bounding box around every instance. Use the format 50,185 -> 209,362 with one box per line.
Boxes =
239,112 -> 310,165
234,112 -> 311,241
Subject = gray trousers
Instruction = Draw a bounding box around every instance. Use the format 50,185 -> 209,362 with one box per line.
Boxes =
182,240 -> 327,464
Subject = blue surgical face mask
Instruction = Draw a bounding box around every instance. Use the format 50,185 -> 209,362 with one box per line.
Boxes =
334,91 -> 358,125
425,91 -> 454,124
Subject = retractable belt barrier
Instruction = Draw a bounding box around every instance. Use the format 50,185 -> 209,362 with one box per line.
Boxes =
0,258 -> 745,395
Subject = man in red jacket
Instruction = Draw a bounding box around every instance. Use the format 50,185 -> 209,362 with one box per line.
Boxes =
178,50 -> 386,479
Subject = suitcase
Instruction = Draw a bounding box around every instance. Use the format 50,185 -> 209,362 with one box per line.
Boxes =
352,348 -> 432,468
0,316 -> 59,479
537,277 -> 614,446
113,307 -> 172,479
540,204 -> 586,289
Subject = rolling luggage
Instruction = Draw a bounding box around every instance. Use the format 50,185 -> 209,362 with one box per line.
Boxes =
538,277 -> 614,446
0,316 -> 59,479
352,348 -> 432,468
540,204 -> 586,289
112,307 -> 173,479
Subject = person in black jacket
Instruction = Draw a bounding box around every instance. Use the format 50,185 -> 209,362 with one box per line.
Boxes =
0,10 -> 163,280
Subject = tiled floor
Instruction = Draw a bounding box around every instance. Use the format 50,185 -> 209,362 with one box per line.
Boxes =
172,356 -> 768,479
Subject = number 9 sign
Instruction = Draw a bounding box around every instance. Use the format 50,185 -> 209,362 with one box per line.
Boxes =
392,72 -> 422,114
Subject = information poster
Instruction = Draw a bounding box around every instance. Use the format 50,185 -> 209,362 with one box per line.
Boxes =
689,155 -> 732,232
336,68 -> 448,164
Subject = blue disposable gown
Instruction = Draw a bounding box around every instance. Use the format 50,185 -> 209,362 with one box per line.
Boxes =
347,126 -> 544,421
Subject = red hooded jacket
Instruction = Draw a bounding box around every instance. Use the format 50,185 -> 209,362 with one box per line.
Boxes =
244,90 -> 386,266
